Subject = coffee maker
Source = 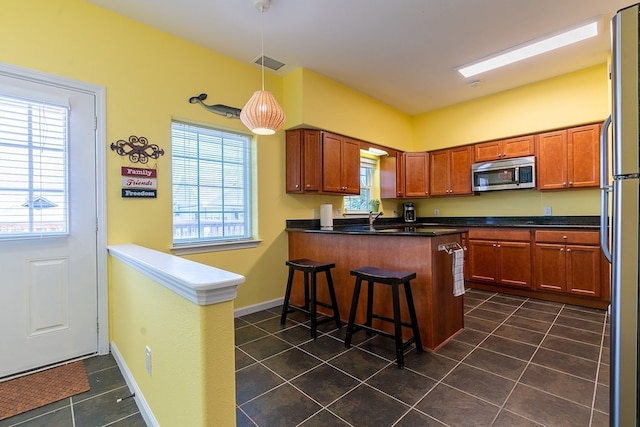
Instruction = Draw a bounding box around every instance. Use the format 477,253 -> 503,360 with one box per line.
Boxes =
402,202 -> 416,222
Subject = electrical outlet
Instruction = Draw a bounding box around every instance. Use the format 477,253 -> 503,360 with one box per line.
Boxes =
312,208 -> 317,219
543,206 -> 552,216
145,346 -> 152,375
335,209 -> 341,218
434,208 -> 440,216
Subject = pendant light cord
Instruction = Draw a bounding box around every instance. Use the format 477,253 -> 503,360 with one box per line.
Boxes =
260,9 -> 265,91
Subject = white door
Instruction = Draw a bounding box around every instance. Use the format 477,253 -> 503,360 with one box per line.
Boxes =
0,73 -> 98,377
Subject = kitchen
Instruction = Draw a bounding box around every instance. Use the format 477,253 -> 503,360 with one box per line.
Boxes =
0,1 -> 634,426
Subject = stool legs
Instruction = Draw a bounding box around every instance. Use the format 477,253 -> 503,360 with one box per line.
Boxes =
404,280 -> 423,353
281,261 -> 341,339
391,282 -> 404,368
344,276 -> 362,348
345,268 -> 422,369
280,267 -> 296,325
325,270 -> 342,330
308,271 -> 317,339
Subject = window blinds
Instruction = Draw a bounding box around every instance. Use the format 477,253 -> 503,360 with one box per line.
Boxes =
0,95 -> 69,238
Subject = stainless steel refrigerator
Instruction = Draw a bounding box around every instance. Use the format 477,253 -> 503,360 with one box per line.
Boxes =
602,4 -> 640,425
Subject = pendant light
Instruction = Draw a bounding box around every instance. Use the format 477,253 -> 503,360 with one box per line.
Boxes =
240,0 -> 286,135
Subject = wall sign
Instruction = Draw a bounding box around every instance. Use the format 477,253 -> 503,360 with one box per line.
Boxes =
121,166 -> 157,198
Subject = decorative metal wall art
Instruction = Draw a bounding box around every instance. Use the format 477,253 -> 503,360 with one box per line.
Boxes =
110,135 -> 165,164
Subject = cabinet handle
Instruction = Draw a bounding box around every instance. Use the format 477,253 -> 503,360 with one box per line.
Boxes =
562,182 -> 567,186
304,184 -> 309,188
502,152 -> 506,157
567,248 -> 572,252
497,244 -> 501,248
569,181 -> 573,186
295,184 -> 300,188
560,248 -> 564,251
562,236 -> 567,239
493,244 -> 497,247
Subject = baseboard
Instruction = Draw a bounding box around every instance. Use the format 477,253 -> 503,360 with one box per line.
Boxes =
110,342 -> 159,427
234,297 -> 283,318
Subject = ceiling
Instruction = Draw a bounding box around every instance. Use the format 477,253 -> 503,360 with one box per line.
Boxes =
88,0 -> 633,115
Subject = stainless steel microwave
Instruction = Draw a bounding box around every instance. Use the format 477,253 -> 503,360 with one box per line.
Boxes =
472,156 -> 536,192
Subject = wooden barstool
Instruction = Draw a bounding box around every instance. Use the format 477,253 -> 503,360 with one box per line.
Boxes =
281,259 -> 342,339
344,266 -> 423,368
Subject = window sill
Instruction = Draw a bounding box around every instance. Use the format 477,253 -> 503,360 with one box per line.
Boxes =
343,211 -> 371,218
171,239 -> 262,255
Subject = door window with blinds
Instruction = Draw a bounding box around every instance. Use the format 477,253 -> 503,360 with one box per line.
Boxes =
171,121 -> 252,247
0,95 -> 68,238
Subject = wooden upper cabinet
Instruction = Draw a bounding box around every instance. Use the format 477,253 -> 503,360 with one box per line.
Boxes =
537,123 -> 601,190
537,130 -> 568,190
285,129 -> 321,193
474,135 -> 535,162
429,146 -> 472,196
404,152 -> 429,197
380,150 -> 404,198
568,124 -> 601,188
321,132 -> 360,195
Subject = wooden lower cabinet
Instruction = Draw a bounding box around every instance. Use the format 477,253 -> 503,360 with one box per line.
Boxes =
534,230 -> 603,298
466,227 -> 609,309
467,229 -> 532,289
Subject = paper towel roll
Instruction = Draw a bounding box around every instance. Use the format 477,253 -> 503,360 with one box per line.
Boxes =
320,204 -> 333,229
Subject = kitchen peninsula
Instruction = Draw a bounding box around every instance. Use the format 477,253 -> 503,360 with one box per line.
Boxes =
286,222 -> 467,350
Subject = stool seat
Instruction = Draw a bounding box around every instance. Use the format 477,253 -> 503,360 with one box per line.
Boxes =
287,259 -> 336,271
345,265 -> 423,368
281,258 -> 341,339
350,266 -> 416,284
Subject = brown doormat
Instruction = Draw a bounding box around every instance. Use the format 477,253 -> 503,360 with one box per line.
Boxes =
0,361 -> 90,421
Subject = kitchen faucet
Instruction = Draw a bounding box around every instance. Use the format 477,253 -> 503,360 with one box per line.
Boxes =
369,211 -> 383,227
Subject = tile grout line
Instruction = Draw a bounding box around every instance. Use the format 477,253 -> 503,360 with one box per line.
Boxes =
588,308 -> 610,426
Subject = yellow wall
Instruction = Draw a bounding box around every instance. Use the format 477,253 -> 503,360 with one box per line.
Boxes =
110,257 -> 236,426
284,68 -> 415,149
409,63 -> 609,218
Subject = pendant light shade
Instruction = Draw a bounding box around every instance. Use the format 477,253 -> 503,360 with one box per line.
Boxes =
240,90 -> 286,135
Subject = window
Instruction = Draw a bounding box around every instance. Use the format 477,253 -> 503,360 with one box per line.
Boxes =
0,95 -> 68,238
343,157 -> 377,212
171,122 -> 253,250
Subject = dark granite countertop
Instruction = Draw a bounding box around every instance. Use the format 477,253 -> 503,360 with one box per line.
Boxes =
292,224 -> 467,237
286,216 -> 601,234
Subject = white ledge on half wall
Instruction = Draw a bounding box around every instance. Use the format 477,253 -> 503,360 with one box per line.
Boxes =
107,244 -> 245,306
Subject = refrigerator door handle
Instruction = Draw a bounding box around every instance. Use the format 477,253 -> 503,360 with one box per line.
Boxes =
600,115 -> 612,263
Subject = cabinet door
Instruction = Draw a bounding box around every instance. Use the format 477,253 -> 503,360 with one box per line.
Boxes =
567,245 -> 601,297
467,240 -> 498,282
450,146 -> 473,195
429,149 -> 450,196
380,154 -> 398,198
404,152 -> 429,197
537,130 -> 568,190
302,130 -> 321,192
497,241 -> 532,288
474,141 -> 503,162
285,130 -> 303,193
321,132 -> 344,193
568,124 -> 600,189
342,137 -> 361,195
534,243 -> 566,292
501,135 -> 535,159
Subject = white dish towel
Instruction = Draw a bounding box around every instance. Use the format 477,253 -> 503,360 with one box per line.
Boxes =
452,248 -> 465,297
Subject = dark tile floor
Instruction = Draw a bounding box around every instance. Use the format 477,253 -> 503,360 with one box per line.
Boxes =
235,289 -> 610,427
0,354 -> 145,427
